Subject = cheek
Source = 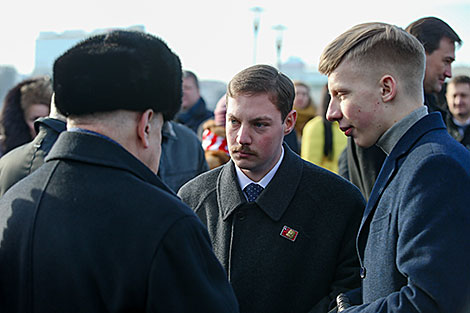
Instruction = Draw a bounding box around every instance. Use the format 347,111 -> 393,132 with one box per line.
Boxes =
259,130 -> 283,151
226,126 -> 237,145
26,120 -> 35,130
356,112 -> 375,129
347,103 -> 379,128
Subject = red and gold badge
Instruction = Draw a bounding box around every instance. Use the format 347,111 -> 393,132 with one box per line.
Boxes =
280,225 -> 298,242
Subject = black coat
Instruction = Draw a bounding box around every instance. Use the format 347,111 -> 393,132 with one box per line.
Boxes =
179,145 -> 365,313
0,131 -> 238,312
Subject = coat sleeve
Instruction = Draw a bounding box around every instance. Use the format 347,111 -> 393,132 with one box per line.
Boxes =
310,187 -> 365,313
147,215 -> 239,313
343,154 -> 470,313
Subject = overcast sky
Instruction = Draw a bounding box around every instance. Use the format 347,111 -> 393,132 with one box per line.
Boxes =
1,0 -> 469,82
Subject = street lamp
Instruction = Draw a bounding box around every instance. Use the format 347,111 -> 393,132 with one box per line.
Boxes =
273,24 -> 287,70
250,6 -> 263,64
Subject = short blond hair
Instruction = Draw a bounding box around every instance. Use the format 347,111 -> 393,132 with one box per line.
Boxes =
319,22 -> 425,96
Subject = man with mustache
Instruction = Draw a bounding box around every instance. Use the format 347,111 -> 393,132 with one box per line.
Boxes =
178,64 -> 365,313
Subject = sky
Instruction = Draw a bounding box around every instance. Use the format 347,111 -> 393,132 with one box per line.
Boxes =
1,0 -> 470,83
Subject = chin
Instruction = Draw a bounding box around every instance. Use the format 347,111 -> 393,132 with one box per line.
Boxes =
355,138 -> 375,149
234,159 -> 255,171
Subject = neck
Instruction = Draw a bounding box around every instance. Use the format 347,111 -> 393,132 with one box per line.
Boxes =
387,101 -> 423,129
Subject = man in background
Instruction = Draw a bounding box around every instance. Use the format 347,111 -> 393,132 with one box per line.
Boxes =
445,75 -> 470,149
159,120 -> 209,191
174,70 -> 213,133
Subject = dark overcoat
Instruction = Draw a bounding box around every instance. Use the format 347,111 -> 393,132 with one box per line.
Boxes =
0,131 -> 238,312
159,121 -> 208,192
344,113 -> 470,312
178,145 -> 365,313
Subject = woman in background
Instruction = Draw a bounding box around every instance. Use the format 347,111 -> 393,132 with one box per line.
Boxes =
0,76 -> 52,155
293,81 -> 316,145
301,83 -> 347,173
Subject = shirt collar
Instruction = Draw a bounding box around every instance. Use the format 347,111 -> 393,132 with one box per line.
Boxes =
376,106 -> 428,155
452,117 -> 470,127
235,146 -> 284,190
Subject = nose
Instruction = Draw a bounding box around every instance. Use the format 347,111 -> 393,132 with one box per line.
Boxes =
444,64 -> 452,79
237,124 -> 252,145
326,98 -> 342,122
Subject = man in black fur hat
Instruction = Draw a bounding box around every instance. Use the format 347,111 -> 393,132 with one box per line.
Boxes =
0,30 -> 238,312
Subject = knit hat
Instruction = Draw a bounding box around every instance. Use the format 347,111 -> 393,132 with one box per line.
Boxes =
214,94 -> 227,126
20,77 -> 52,111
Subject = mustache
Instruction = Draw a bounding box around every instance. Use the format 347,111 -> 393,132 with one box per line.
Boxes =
230,145 -> 256,155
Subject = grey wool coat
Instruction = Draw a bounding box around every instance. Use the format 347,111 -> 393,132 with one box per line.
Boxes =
178,144 -> 365,313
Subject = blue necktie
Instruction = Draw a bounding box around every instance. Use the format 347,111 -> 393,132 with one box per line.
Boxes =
244,183 -> 264,202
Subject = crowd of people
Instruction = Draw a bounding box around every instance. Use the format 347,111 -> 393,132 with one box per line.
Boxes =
0,16 -> 469,313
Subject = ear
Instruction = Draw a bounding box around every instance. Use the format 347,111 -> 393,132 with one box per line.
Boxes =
380,75 -> 397,103
137,109 -> 154,148
283,110 -> 297,135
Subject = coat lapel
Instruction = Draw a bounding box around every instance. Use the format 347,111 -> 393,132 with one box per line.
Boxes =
357,113 -> 446,255
256,145 -> 302,221
218,161 -> 247,221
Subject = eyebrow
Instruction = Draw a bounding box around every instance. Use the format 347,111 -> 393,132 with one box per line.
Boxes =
226,113 -> 274,123
251,116 -> 273,122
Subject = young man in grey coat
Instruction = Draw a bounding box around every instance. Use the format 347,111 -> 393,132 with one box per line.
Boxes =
179,64 -> 365,313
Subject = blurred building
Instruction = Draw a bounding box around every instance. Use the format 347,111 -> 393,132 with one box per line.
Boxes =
281,56 -> 327,107
0,66 -> 20,107
200,80 -> 227,111
33,25 -> 145,76
453,65 -> 470,77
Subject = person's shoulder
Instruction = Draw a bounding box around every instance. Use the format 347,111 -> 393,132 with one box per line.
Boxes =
0,159 -> 56,201
180,165 -> 222,189
0,141 -> 35,182
170,121 -> 199,139
407,134 -> 470,173
412,126 -> 470,160
301,158 -> 348,183
178,164 -> 223,201
103,170 -> 199,224
0,140 -> 33,165
302,116 -> 324,134
298,156 -> 365,200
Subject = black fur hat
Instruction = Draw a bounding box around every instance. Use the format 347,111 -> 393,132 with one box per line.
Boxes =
53,30 -> 182,120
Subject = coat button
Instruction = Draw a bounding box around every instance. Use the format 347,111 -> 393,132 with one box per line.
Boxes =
236,211 -> 246,221
360,267 -> 366,279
